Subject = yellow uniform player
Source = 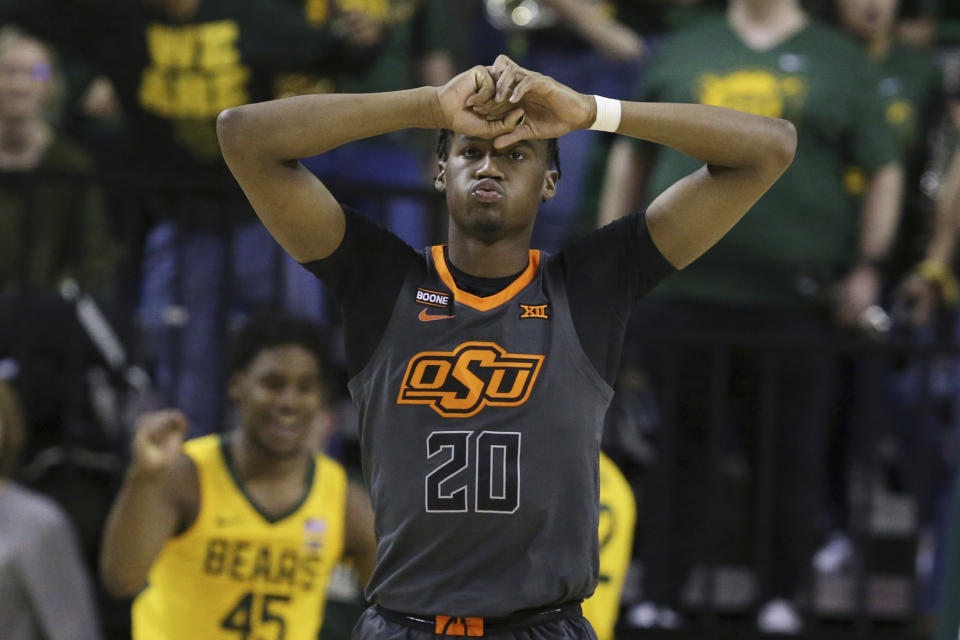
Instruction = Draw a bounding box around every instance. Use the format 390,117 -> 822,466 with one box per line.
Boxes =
101,315 -> 377,640
583,452 -> 637,640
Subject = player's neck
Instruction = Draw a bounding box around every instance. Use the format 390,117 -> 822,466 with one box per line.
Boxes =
728,0 -> 807,51
446,230 -> 532,279
229,431 -> 310,482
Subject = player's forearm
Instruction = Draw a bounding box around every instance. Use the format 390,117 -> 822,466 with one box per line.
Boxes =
217,86 -> 443,166
858,162 -> 904,263
924,149 -> 960,265
617,101 -> 797,175
100,469 -> 178,597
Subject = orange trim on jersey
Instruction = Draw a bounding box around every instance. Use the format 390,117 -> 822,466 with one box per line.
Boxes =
431,246 -> 540,312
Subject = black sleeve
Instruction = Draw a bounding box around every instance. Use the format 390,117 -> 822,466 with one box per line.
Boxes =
557,210 -> 675,385
301,210 -> 421,376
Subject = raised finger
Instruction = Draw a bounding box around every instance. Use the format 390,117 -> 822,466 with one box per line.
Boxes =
492,54 -> 517,78
496,66 -> 523,103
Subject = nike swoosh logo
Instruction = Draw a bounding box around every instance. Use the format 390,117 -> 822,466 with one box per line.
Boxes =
419,308 -> 454,322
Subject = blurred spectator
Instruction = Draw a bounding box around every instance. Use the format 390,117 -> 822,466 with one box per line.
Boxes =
599,0 -> 902,632
0,26 -> 119,456
817,0 -> 944,580
277,0 -> 455,249
897,0 -> 960,48
836,0 -> 942,278
0,0 -> 382,436
0,379 -> 103,640
0,27 -> 115,295
909,98 -> 960,638
896,97 -> 960,327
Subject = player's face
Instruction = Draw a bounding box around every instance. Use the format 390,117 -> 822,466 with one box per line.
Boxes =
837,0 -> 898,41
437,134 -> 557,242
229,345 -> 323,459
0,39 -> 54,121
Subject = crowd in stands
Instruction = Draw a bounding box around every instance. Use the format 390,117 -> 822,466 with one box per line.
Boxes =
1,0 -> 960,638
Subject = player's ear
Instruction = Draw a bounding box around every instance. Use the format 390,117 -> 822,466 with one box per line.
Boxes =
541,169 -> 558,202
434,161 -> 446,193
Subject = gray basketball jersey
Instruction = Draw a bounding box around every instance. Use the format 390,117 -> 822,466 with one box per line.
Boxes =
348,246 -> 614,617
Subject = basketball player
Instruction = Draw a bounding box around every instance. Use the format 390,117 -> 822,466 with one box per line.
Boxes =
100,315 -> 377,640
216,55 -> 796,638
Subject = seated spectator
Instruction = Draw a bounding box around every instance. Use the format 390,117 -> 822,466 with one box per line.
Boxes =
0,26 -> 115,295
0,378 -> 103,640
0,26 -> 118,455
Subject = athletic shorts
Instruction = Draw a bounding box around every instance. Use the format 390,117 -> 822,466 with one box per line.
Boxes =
351,602 -> 597,639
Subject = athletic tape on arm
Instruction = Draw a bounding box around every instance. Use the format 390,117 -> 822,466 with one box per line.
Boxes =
588,95 -> 622,132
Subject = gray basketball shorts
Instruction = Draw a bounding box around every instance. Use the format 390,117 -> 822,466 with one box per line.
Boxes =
351,603 -> 598,640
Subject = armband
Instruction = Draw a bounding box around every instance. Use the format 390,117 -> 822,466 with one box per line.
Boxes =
589,95 -> 622,133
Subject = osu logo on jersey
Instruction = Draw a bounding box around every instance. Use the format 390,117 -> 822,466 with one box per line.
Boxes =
397,341 -> 544,418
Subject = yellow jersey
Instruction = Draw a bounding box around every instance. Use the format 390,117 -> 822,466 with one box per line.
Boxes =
582,452 -> 637,640
132,434 -> 347,640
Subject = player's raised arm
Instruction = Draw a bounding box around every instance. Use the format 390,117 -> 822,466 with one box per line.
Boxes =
482,55 -> 797,269
100,410 -> 196,598
216,67 -> 525,263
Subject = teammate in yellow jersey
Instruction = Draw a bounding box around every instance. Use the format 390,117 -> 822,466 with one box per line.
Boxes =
100,315 -> 377,640
582,452 -> 637,640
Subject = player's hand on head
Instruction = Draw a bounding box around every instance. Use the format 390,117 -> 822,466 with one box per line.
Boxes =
484,54 -> 596,149
437,66 -> 525,139
131,409 -> 189,476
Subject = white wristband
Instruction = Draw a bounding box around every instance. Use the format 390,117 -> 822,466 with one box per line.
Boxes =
588,95 -> 621,132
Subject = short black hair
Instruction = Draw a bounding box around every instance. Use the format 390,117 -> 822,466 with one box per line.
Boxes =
435,129 -> 562,180
226,314 -> 330,382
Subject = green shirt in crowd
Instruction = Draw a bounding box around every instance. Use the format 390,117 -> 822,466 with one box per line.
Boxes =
635,15 -> 899,308
0,0 -> 377,224
845,42 -> 941,275
273,0 -> 451,153
0,138 -> 115,293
